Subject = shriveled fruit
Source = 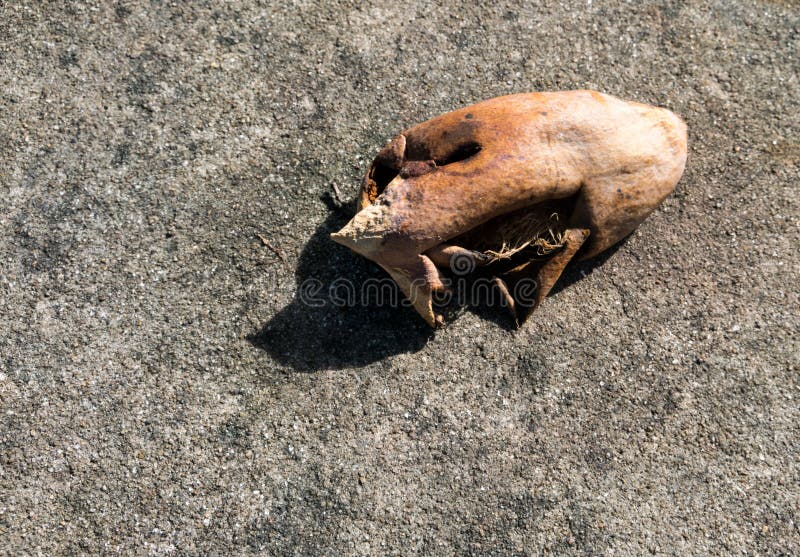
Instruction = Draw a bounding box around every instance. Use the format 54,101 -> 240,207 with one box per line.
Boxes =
332,91 -> 688,327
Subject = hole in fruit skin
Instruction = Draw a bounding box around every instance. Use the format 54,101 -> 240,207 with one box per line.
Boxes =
366,136 -> 407,202
369,160 -> 399,195
366,140 -> 481,204
435,142 -> 482,166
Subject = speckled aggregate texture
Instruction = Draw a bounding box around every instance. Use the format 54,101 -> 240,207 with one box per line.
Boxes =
0,1 -> 797,555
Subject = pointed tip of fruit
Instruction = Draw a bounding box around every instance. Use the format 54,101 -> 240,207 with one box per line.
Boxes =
329,226 -> 360,252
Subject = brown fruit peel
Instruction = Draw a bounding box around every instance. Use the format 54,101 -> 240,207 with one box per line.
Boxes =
332,90 -> 688,327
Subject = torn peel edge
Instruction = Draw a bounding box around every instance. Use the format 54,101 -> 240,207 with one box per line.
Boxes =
491,227 -> 591,328
493,276 -> 521,328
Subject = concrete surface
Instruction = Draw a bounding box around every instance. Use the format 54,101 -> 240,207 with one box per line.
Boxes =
1,0 -> 798,554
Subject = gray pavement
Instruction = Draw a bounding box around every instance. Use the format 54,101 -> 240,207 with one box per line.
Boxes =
1,1 -> 798,554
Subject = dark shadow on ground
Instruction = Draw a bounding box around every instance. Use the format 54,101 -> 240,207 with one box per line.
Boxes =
248,199 -> 433,372
250,198 -> 630,369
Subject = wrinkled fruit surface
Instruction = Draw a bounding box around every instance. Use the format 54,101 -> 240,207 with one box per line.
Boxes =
332,90 -> 688,327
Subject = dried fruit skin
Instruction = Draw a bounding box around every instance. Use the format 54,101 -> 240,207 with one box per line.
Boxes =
332,90 -> 688,326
